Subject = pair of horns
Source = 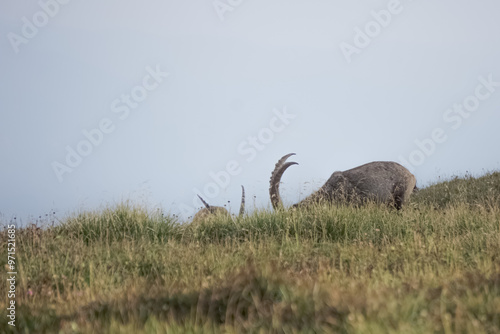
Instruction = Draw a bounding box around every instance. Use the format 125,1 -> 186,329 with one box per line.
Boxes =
197,185 -> 245,216
269,153 -> 298,209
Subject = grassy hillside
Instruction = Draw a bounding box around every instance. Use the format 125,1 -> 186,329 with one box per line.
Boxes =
1,172 -> 500,333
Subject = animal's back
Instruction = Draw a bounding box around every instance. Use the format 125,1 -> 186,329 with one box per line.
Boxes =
191,206 -> 229,223
325,161 -> 416,205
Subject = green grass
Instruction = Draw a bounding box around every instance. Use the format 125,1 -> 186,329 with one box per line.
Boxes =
1,173 -> 500,333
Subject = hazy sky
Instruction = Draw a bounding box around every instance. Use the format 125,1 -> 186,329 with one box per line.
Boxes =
1,0 -> 499,224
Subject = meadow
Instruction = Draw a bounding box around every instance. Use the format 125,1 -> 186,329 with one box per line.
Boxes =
1,172 -> 500,333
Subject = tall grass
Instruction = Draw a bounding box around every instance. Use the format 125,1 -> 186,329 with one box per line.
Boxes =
1,172 -> 500,333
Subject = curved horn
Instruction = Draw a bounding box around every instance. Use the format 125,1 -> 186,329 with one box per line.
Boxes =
269,153 -> 298,210
274,153 -> 296,170
239,185 -> 245,217
197,194 -> 211,209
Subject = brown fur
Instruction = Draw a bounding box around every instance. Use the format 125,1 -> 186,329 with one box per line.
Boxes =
192,185 -> 245,223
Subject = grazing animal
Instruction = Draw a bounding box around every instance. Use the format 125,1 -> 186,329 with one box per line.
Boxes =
192,185 -> 245,222
269,153 -> 416,210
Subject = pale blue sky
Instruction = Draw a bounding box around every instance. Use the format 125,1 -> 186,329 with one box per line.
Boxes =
1,0 -> 499,224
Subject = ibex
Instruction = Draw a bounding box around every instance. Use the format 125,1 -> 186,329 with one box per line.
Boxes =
270,153 -> 416,210
192,185 -> 245,222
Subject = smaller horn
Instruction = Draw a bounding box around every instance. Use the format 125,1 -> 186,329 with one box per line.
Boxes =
239,185 -> 245,217
197,195 -> 211,209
